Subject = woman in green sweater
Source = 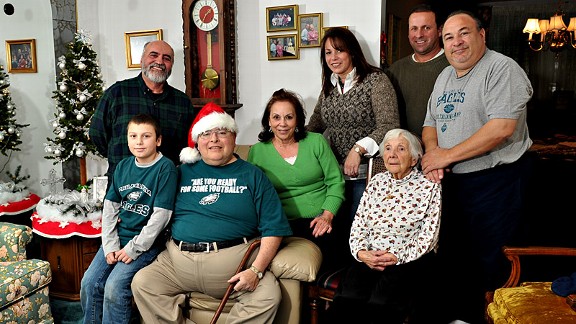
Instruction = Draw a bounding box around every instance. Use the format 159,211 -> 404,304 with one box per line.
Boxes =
248,89 -> 345,268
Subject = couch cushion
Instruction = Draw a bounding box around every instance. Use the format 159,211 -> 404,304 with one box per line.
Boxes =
269,237 -> 322,282
0,222 -> 32,262
488,281 -> 576,323
0,259 -> 52,308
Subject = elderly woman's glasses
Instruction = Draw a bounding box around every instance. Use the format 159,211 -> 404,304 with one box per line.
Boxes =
199,128 -> 232,139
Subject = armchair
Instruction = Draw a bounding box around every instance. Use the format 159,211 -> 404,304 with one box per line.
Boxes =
486,246 -> 576,323
0,222 -> 53,323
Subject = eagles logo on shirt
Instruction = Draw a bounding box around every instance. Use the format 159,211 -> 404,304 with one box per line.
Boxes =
128,191 -> 142,201
200,193 -> 220,205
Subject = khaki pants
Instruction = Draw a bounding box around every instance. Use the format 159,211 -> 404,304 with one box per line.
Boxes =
132,239 -> 281,323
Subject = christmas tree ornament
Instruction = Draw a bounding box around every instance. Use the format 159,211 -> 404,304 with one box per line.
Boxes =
58,62 -> 66,69
58,132 -> 66,139
79,94 -> 87,102
0,134 -> 4,141
46,146 -> 52,153
54,149 -> 61,156
78,62 -> 86,70
52,121 -> 58,128
59,112 -> 66,118
75,149 -> 84,157
59,84 -> 68,92
76,114 -> 84,121
7,127 -> 14,134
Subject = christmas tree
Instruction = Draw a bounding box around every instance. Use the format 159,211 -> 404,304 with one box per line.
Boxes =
45,30 -> 104,163
0,64 -> 29,156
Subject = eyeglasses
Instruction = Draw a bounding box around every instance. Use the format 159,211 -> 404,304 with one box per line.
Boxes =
199,128 -> 232,139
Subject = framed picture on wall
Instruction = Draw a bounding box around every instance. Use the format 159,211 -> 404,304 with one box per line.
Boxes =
6,39 -> 37,73
124,29 -> 163,69
267,34 -> 299,60
266,5 -> 298,32
321,26 -> 348,40
298,13 -> 323,48
387,15 -> 401,65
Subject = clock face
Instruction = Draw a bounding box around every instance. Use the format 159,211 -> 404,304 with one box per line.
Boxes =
192,0 -> 219,31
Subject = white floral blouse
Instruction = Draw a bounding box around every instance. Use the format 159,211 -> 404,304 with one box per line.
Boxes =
349,168 -> 442,265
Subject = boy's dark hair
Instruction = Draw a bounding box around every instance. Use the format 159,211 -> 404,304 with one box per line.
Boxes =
128,114 -> 162,138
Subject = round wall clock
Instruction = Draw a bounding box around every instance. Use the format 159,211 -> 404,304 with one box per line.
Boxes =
183,0 -> 242,116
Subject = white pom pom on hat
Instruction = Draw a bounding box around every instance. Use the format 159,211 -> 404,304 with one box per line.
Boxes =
179,102 -> 238,164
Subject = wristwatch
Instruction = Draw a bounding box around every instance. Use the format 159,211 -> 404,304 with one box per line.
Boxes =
249,265 -> 263,279
353,145 -> 363,156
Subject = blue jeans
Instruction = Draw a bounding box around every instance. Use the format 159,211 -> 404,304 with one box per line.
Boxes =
347,179 -> 367,221
80,245 -> 162,324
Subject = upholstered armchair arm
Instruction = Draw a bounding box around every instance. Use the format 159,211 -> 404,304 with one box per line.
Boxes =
0,222 -> 32,262
269,237 -> 322,282
501,246 -> 576,288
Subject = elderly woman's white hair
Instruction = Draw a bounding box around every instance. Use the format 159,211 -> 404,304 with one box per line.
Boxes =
379,128 -> 423,162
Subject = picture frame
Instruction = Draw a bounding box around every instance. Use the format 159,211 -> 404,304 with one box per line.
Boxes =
124,29 -> 163,69
298,13 -> 323,48
6,39 -> 37,73
267,34 -> 299,60
321,26 -> 348,40
92,176 -> 108,203
266,5 -> 298,32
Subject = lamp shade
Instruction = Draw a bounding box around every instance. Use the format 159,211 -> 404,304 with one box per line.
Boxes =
539,19 -> 550,33
549,14 -> 567,31
567,17 -> 576,31
523,18 -> 541,33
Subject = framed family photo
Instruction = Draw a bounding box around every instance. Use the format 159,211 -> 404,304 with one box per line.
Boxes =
267,34 -> 299,60
322,26 -> 348,40
6,39 -> 37,73
298,13 -> 323,48
124,29 -> 163,69
266,5 -> 298,32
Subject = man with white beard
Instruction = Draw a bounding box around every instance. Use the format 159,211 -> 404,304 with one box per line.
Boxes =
90,40 -> 195,188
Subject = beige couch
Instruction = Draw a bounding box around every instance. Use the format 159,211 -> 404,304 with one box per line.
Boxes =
186,237 -> 322,324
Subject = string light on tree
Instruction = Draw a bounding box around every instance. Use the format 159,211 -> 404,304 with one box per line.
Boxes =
0,64 -> 29,156
44,30 -> 104,163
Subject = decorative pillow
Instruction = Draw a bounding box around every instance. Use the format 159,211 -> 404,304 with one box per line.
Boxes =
269,237 -> 322,282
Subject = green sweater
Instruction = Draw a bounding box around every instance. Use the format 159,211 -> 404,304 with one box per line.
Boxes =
248,132 -> 345,220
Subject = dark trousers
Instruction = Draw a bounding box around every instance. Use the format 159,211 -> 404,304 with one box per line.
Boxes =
437,154 -> 533,323
328,253 -> 439,324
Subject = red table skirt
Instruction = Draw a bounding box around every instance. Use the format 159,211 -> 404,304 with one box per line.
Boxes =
31,211 -> 101,239
0,193 -> 40,216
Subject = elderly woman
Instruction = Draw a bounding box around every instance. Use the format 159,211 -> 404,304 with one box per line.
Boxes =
248,88 -> 344,270
329,128 -> 441,324
132,103 -> 292,323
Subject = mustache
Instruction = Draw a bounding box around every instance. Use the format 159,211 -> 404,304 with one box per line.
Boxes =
148,63 -> 166,71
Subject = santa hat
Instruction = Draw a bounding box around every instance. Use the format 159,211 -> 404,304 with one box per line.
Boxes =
179,102 -> 238,164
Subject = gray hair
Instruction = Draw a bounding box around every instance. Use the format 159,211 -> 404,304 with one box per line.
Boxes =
379,128 -> 423,162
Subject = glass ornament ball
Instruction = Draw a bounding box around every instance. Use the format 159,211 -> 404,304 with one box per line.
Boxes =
7,104 -> 12,109
76,114 -> 84,121
59,84 -> 68,92
54,149 -> 61,156
58,62 -> 66,69
79,94 -> 87,102
46,146 -> 52,153
0,80 -> 4,85
59,112 -> 66,118
78,62 -> 86,70
58,132 -> 66,139
75,149 -> 84,157
52,121 -> 59,128
7,127 -> 14,134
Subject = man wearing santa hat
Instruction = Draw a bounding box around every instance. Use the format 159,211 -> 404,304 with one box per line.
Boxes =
132,103 -> 293,323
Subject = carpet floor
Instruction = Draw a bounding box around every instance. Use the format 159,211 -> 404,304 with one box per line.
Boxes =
49,298 -> 83,324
